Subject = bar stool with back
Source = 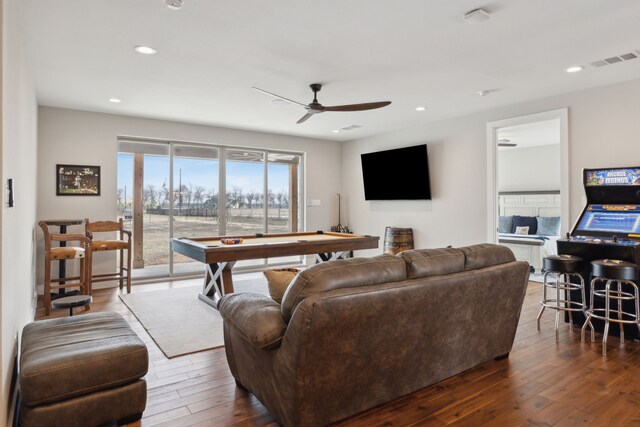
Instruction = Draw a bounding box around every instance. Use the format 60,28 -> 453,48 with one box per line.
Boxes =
85,218 -> 132,293
39,221 -> 92,316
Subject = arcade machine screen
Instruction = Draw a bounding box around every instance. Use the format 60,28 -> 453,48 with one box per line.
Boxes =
572,167 -> 640,240
574,205 -> 640,239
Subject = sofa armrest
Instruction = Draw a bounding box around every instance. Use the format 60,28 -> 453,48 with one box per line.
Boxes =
219,293 -> 287,350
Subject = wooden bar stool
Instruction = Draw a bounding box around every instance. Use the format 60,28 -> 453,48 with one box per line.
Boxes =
39,221 -> 92,316
581,259 -> 640,356
536,254 -> 586,341
85,218 -> 132,293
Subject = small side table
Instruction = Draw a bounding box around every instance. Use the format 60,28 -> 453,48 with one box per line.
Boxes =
51,295 -> 92,316
43,219 -> 84,299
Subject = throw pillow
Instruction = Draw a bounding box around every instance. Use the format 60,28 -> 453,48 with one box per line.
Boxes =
263,268 -> 300,304
512,215 -> 538,234
514,226 -> 529,235
498,216 -> 514,234
537,216 -> 561,236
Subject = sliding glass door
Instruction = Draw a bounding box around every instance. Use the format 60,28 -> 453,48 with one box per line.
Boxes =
117,141 -> 171,278
117,138 -> 304,280
171,144 -> 220,275
225,149 -> 266,236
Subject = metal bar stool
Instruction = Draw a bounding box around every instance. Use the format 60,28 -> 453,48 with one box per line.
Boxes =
537,254 -> 586,341
581,259 -> 640,356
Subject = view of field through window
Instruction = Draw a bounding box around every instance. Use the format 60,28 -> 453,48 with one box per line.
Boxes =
117,150 -> 299,271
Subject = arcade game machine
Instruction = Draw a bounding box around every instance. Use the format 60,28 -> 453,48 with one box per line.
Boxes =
557,166 -> 640,338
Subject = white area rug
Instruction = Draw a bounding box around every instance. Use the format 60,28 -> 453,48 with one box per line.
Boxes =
120,286 -> 225,358
529,272 -> 544,283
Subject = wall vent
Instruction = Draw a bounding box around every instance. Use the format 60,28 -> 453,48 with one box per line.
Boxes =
590,51 -> 638,68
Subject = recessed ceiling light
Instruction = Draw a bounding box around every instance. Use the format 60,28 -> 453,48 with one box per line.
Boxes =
134,45 -> 157,55
332,130 -> 340,133
415,106 -> 426,111
566,66 -> 584,73
166,0 -> 183,10
108,98 -> 122,103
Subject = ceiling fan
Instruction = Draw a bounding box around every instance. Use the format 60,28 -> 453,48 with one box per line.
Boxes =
252,83 -> 392,124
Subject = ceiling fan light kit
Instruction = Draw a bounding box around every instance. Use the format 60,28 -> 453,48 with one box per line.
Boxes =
253,83 -> 391,124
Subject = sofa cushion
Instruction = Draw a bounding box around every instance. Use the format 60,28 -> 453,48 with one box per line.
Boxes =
512,215 -> 537,234
458,243 -> 516,271
399,248 -> 465,279
263,268 -> 300,304
20,312 -> 148,407
281,254 -> 407,321
219,293 -> 287,350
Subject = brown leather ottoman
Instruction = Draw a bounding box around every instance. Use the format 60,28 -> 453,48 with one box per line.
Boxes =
19,312 -> 148,427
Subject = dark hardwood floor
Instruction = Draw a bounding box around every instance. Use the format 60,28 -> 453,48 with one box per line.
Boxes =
36,277 -> 640,426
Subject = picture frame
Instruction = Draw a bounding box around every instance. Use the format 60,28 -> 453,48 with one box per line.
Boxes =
56,164 -> 101,196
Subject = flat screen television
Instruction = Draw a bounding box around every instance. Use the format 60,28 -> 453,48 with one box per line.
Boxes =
360,144 -> 431,200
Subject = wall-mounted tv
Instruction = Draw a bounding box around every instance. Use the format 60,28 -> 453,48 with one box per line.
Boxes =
360,144 -> 431,200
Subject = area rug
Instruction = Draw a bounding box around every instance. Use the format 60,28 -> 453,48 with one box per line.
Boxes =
120,286 -> 225,358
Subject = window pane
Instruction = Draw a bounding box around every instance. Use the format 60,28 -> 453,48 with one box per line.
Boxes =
226,149 -> 265,268
172,145 -> 220,274
117,153 -> 133,223
117,144 -> 170,278
225,149 -> 265,235
141,153 -> 170,276
267,153 -> 301,233
267,153 -> 302,265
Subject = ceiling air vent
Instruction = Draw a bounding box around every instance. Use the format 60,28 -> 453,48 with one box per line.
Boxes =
590,60 -> 608,68
590,51 -> 638,68
341,125 -> 363,131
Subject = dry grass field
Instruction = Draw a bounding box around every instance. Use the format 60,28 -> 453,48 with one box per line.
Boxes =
134,212 -> 290,266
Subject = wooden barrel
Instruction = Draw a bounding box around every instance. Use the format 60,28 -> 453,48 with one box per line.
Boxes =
383,227 -> 414,255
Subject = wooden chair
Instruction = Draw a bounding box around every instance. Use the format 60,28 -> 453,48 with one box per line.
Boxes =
85,218 -> 132,293
39,221 -> 92,316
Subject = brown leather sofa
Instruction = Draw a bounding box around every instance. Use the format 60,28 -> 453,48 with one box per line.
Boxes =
219,244 -> 530,427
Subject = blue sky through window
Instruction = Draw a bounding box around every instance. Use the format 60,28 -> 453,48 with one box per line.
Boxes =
117,153 -> 290,202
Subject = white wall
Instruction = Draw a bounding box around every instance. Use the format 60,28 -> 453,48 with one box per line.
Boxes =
1,0 -> 38,423
37,107 -> 343,284
343,78 -> 640,255
498,144 -> 560,192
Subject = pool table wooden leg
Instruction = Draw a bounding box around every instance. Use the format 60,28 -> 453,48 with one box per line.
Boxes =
199,261 -> 236,309
315,251 -> 350,263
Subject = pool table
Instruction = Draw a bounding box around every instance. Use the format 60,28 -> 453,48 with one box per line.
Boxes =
171,231 -> 379,308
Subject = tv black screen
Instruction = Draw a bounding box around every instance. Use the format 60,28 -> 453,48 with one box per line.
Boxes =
361,144 -> 431,200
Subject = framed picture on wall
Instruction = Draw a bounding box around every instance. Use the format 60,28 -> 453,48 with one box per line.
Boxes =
56,164 -> 101,196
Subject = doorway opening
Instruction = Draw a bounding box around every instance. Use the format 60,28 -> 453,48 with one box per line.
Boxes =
486,109 -> 569,278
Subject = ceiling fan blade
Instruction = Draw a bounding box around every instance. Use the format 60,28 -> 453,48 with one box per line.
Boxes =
323,101 -> 391,112
252,87 -> 307,108
296,112 -> 314,124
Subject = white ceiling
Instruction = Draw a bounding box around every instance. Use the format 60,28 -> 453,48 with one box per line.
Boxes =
497,119 -> 560,149
20,0 -> 640,142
